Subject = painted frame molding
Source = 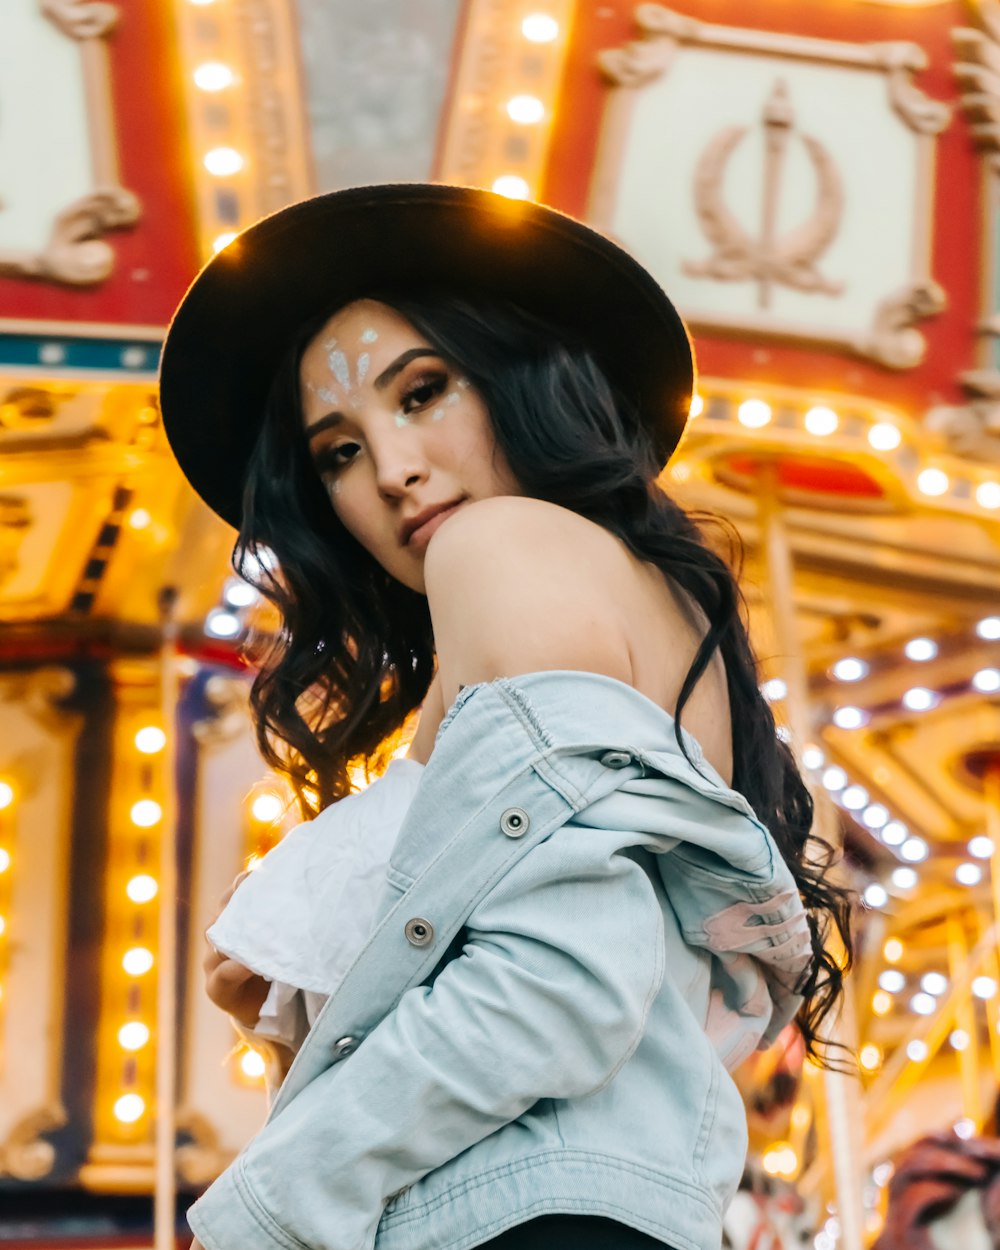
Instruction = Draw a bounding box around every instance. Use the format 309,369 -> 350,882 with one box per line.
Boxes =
589,4 -> 952,370
0,2 -> 140,286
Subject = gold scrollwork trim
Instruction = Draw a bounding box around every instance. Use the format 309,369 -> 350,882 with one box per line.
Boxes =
0,1105 -> 67,1181
40,0 -> 118,38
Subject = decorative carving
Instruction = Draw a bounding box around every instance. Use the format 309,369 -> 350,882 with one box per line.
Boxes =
175,1111 -> 235,1185
0,190 -> 141,287
0,388 -> 59,429
684,80 -> 844,310
193,676 -> 251,748
5,667 -> 78,733
0,1105 -> 67,1181
0,495 -> 31,588
925,369 -> 1000,463
872,43 -> 953,134
862,281 -> 947,370
40,0 -> 118,39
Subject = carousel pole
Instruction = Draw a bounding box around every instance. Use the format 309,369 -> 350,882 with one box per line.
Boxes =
154,587 -> 180,1250
757,468 -> 865,1250
946,915 -> 982,1124
986,763 -> 1000,1097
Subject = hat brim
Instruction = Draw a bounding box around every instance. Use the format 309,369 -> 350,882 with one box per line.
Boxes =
159,184 -> 694,529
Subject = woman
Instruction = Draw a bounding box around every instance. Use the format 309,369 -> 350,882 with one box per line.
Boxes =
159,184 -> 852,1250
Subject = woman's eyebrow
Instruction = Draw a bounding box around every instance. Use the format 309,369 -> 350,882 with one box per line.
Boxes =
305,347 -> 443,442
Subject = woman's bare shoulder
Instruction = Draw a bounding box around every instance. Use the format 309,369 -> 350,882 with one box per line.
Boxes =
423,496 -> 632,704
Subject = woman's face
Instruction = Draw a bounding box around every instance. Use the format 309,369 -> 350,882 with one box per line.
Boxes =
299,299 -> 521,593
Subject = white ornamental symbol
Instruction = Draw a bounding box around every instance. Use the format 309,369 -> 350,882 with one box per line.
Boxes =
684,79 -> 845,310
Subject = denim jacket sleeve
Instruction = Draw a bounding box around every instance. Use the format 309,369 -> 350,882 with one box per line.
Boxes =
188,818 -> 666,1250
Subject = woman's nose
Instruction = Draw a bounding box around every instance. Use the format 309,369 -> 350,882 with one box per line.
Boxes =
373,434 -> 429,497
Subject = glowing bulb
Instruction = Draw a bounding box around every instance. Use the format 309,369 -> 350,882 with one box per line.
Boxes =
841,784 -> 869,811
883,938 -> 903,962
194,62 -> 235,91
859,1044 -> 882,1071
973,668 -> 1000,693
118,1021 -> 150,1051
831,658 -> 868,682
126,874 -> 159,903
906,1040 -> 928,1062
122,947 -> 154,976
863,883 -> 888,908
900,837 -> 928,863
130,799 -> 162,828
241,1049 -> 267,1078
506,94 -> 544,124
977,481 -> 1000,509
871,990 -> 892,1016
802,745 -> 824,770
904,637 -> 938,662
973,976 -> 997,999
491,175 -> 530,200
521,13 -> 559,41
921,972 -> 948,996
114,1093 -> 145,1123
950,1029 -> 970,1051
134,726 -> 166,755
977,616 -> 1000,640
869,422 -> 902,451
822,766 -> 847,792
762,1141 -> 798,1177
251,793 -> 283,823
223,578 -> 258,608
0,849 -> 9,873
956,862 -> 982,886
833,706 -> 868,729
917,467 -> 949,496
879,970 -> 905,993
128,508 -> 151,530
213,232 -> 238,254
206,609 -> 241,639
804,406 -> 838,436
881,821 -> 908,846
689,393 -> 704,418
0,915 -> 6,937
902,687 -> 938,711
0,782 -> 13,811
737,399 -> 772,428
204,147 -> 244,176
891,866 -> 918,889
955,1118 -> 976,1139
761,678 -> 787,703
969,836 -> 995,859
863,804 -> 889,829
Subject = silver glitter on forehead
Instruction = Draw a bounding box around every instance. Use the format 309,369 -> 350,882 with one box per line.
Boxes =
446,391 -> 460,406
316,386 -> 339,405
356,352 -> 370,385
328,349 -> 351,391
323,336 -> 338,351
360,328 -> 378,343
456,376 -> 470,389
348,394 -> 362,410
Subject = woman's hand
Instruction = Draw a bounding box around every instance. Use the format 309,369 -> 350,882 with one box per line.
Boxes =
203,872 -> 272,1028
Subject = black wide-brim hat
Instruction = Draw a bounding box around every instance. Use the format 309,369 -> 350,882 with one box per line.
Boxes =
159,183 -> 695,529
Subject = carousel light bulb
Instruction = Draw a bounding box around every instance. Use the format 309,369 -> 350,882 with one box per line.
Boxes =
130,799 -> 162,828
223,578 -> 258,608
891,866 -> 919,889
689,394 -> 704,418
0,849 -> 9,873
241,1049 -> 267,1078
973,668 -> 1000,693
863,883 -> 888,908
204,147 -> 244,176
831,657 -> 868,682
921,972 -> 948,996
491,175 -> 530,200
213,232 -> 238,254
976,481 -> 1000,509
973,976 -> 998,1000
899,837 -> 928,863
833,706 -> 868,729
761,678 -> 787,703
134,726 -> 166,755
955,1118 -> 976,1140
118,1021 -> 151,1051
822,766 -> 847,792
194,62 -> 235,91
950,1029 -> 970,1052
862,804 -> 889,829
881,821 -> 908,846
122,947 -> 154,976
902,687 -> 939,712
883,938 -> 904,962
0,915 -> 6,937
251,792 -> 283,823
126,874 -> 159,903
0,781 -> 13,810
879,969 -> 905,993
872,990 -> 893,1016
978,616 -> 1000,640
956,862 -> 982,886
869,422 -> 902,451
127,508 -> 151,530
904,638 -> 938,662
113,1093 -> 145,1123
906,1040 -> 928,1062
841,784 -> 869,811
506,94 -> 545,124
804,406 -> 839,436
737,399 -> 772,428
205,609 -> 241,638
801,744 -> 824,770
521,13 -> 559,41
917,468 -> 950,497
969,836 -> 995,859
858,1044 -> 882,1071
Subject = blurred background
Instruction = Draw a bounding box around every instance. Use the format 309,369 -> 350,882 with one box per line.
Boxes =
1,0 -> 999,1247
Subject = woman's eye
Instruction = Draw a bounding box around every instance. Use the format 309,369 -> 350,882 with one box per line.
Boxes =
401,372 -> 448,413
316,442 -> 359,473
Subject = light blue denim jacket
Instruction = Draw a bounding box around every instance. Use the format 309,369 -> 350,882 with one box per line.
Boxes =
189,671 -> 812,1250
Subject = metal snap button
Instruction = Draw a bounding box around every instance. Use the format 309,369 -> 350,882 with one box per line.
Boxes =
499,807 -> 529,838
600,750 -> 633,769
404,917 -> 434,947
333,1035 -> 358,1058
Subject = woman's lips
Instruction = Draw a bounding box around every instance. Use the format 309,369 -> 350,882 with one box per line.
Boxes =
407,502 -> 464,549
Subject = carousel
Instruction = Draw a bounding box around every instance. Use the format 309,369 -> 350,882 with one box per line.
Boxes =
0,1 -> 998,1247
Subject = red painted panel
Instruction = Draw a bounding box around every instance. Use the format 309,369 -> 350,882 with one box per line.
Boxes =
0,0 -> 201,330
544,0 -> 977,414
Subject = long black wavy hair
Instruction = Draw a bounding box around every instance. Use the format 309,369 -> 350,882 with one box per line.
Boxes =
236,289 -> 853,1063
